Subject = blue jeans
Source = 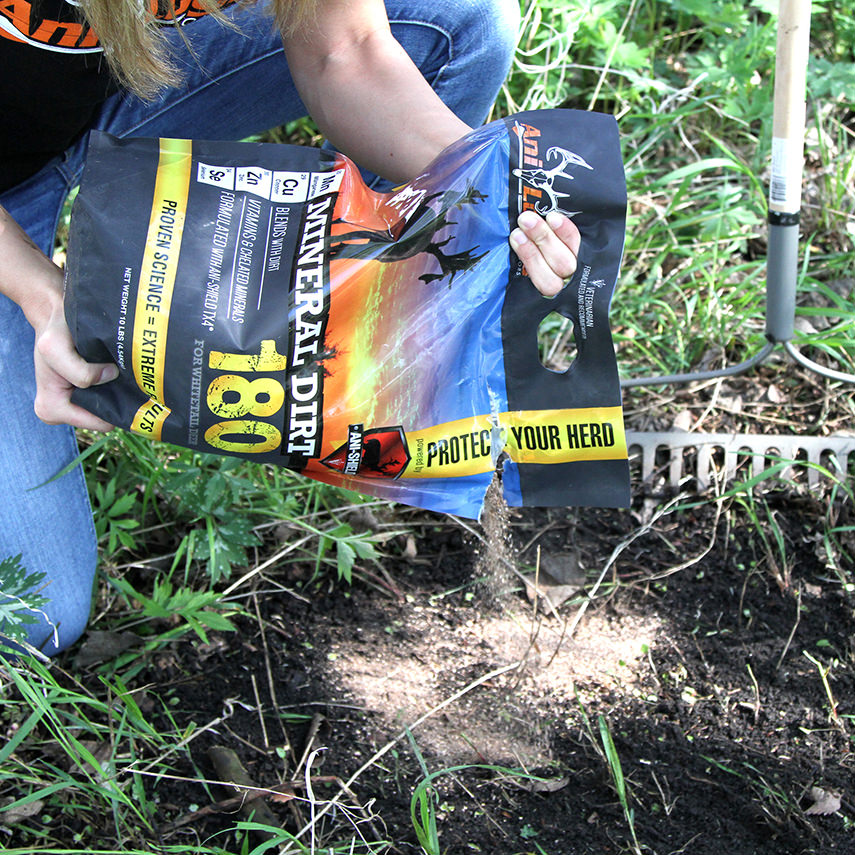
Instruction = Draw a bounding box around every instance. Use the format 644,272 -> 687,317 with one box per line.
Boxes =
0,0 -> 519,655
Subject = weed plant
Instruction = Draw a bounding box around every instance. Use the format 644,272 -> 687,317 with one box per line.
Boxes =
1,1 -> 854,852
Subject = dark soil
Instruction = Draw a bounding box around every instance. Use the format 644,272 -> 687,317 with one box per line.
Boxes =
27,370 -> 854,855
119,479 -> 853,854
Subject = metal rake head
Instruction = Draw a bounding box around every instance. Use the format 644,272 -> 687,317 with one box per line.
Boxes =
626,430 -> 855,491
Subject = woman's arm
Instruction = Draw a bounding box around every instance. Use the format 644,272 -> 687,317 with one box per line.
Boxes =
283,0 -> 468,182
283,0 -> 580,292
0,206 -> 117,430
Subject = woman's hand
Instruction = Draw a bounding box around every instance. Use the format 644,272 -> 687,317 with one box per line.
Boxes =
510,210 -> 581,297
32,290 -> 117,432
1,205 -> 117,432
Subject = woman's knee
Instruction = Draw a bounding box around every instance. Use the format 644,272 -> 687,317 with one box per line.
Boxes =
0,415 -> 99,656
38,591 -> 94,656
1,560 -> 95,659
4,538 -> 97,655
469,0 -> 521,68
387,0 -> 520,127
441,0 -> 520,73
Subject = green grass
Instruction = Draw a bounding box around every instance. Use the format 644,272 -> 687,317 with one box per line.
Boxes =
2,0 -> 855,851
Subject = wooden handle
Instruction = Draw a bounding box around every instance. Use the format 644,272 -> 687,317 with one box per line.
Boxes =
770,0 -> 812,214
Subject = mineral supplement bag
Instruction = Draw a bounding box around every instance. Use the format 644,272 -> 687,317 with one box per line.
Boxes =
65,109 -> 630,518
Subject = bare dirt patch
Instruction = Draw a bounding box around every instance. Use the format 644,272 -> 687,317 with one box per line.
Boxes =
27,369 -> 853,854
118,470 -> 854,855
329,594 -> 661,767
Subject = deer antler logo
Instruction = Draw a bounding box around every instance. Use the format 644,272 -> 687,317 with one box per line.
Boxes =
513,146 -> 593,214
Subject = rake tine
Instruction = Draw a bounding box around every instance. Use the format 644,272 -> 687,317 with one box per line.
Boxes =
695,444 -> 713,491
807,447 -> 823,489
834,451 -> 850,480
625,431 -> 855,491
725,442 -> 741,484
638,441 -> 655,483
669,448 -> 683,489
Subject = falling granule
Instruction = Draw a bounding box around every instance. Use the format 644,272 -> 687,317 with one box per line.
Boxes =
476,475 -> 515,600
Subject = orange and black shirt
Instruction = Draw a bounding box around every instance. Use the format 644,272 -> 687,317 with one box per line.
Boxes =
0,0 -> 221,192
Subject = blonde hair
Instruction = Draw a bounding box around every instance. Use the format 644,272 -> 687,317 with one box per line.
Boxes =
77,0 -> 316,100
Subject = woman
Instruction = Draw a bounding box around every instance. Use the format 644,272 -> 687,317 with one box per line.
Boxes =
0,0 -> 580,655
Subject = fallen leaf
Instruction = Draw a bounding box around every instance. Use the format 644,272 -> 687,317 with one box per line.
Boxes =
0,798 -> 43,824
518,776 -> 570,793
794,316 -> 819,336
524,576 -> 580,611
767,384 -> 785,404
805,786 -> 842,816
73,630 -> 140,668
538,551 -> 586,587
671,410 -> 693,432
270,789 -> 296,803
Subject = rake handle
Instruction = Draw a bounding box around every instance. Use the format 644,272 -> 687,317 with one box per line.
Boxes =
770,0 -> 811,216
766,0 -> 811,343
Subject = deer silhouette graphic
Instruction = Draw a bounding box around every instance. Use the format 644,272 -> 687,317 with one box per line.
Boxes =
327,184 -> 488,285
512,146 -> 593,215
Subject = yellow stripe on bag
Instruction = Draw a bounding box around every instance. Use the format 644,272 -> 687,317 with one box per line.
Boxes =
406,414 -> 497,479
403,406 -> 627,479
504,406 -> 627,464
130,138 -> 192,439
130,398 -> 171,439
